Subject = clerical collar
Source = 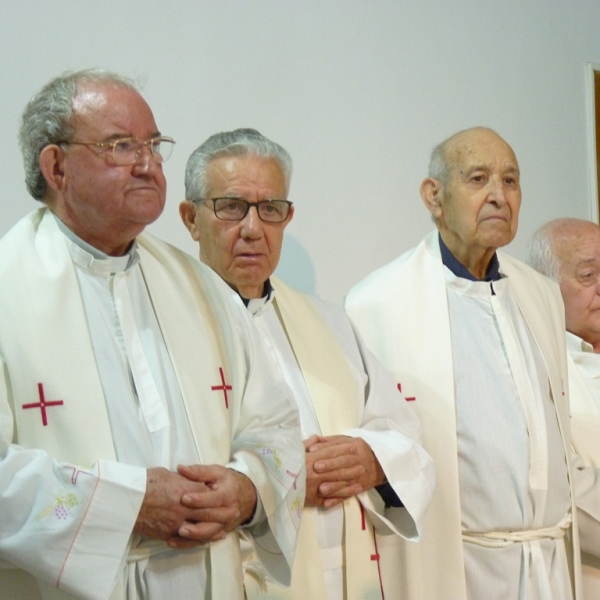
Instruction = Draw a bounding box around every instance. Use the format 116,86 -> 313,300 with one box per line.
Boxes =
53,212 -> 139,273
439,234 -> 501,282
240,279 -> 273,307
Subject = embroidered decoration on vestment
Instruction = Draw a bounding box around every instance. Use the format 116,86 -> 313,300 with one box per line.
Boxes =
64,466 -> 93,485
211,367 -> 232,408
286,469 -> 299,490
22,383 -> 64,426
256,445 -> 283,470
35,493 -> 82,521
291,495 -> 303,521
397,383 -> 416,401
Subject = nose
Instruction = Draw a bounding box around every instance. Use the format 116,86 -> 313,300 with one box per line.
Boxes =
487,177 -> 507,206
132,144 -> 162,175
239,205 -> 264,238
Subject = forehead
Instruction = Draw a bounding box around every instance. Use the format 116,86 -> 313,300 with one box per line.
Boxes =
449,131 -> 519,177
71,82 -> 158,139
205,155 -> 287,195
559,227 -> 600,267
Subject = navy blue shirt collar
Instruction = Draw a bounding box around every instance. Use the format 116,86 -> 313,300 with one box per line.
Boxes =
439,234 -> 502,282
240,279 -> 273,306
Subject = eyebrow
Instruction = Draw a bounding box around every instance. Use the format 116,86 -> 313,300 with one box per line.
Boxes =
461,164 -> 520,177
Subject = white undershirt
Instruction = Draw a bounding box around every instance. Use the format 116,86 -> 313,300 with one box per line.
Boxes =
58,219 -> 209,599
446,269 -> 572,600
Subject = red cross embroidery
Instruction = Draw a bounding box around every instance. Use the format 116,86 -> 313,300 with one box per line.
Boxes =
397,383 -> 415,402
371,532 -> 385,599
211,367 -> 232,409
22,383 -> 64,426
359,503 -> 385,598
286,470 -> 299,490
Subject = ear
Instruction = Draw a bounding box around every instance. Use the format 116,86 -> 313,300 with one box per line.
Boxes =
179,200 -> 201,241
39,144 -> 67,195
420,178 -> 444,220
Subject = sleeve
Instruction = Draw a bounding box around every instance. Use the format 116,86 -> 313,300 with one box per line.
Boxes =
224,310 -> 305,587
342,326 -> 436,540
0,360 -> 147,600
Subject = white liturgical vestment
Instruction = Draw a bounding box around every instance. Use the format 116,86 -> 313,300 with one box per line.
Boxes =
566,332 -> 600,598
346,231 -> 583,600
240,277 -> 434,600
0,208 -> 305,600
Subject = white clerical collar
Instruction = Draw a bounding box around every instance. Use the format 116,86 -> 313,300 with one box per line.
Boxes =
567,330 -> 600,379
53,213 -> 140,276
566,331 -> 595,354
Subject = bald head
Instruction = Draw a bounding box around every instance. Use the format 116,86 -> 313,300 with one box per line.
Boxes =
421,127 -> 521,279
428,127 -> 518,186
530,218 -> 600,350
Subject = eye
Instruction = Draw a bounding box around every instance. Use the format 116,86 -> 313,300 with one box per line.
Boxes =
223,199 -> 245,212
469,173 -> 487,184
113,139 -> 135,152
579,271 -> 597,284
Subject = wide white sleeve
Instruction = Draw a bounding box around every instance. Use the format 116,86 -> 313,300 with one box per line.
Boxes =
307,297 -> 435,540
224,309 -> 305,587
0,362 -> 146,600
342,325 -> 435,540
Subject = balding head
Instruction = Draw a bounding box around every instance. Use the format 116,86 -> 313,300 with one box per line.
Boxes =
530,218 -> 600,350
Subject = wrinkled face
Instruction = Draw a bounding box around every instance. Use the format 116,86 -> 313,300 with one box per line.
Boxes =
183,155 -> 292,299
557,228 -> 600,346
53,82 -> 166,253
436,130 -> 521,258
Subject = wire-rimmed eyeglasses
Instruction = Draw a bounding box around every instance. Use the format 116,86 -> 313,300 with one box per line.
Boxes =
59,136 -> 176,165
204,197 -> 293,223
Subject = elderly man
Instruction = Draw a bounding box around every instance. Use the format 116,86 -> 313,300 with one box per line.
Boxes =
0,71 -> 304,600
346,127 -> 587,599
179,128 -> 434,600
530,218 -> 600,596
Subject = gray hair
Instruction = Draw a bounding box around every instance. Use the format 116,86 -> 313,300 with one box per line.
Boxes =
528,222 -> 561,282
185,128 -> 292,202
19,69 -> 139,201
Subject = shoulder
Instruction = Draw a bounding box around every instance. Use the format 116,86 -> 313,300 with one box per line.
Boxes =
498,251 -> 561,299
0,208 -> 45,251
346,233 -> 437,306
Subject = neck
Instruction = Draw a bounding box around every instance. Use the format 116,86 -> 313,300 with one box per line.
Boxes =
50,210 -> 138,256
438,230 -> 497,280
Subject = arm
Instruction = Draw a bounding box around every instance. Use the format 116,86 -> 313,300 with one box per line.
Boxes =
176,303 -> 305,586
310,304 -> 435,538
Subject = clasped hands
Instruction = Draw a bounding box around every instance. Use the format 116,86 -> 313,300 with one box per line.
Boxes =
133,464 -> 257,550
304,434 -> 386,508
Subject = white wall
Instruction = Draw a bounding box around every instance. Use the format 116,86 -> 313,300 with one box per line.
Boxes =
1,0 -> 599,303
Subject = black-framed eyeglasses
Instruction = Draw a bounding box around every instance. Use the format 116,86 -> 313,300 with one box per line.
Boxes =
59,136 -> 176,165
205,197 -> 293,223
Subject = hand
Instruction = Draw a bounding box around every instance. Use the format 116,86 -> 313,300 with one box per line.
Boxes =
304,435 -> 385,508
176,464 -> 257,542
133,467 -> 213,549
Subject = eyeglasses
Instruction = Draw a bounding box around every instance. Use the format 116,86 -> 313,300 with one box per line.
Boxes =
205,197 -> 293,223
60,136 -> 176,165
